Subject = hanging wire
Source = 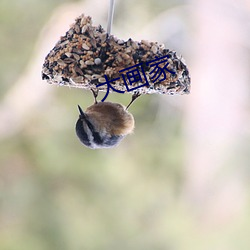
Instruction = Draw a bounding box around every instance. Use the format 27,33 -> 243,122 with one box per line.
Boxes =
107,0 -> 115,34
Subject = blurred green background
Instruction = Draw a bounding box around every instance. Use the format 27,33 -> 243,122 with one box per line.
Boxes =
1,0 -> 250,249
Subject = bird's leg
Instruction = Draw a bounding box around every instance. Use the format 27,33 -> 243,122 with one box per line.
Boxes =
126,92 -> 141,110
91,89 -> 99,104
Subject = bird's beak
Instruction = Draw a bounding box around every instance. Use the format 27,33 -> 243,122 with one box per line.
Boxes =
77,105 -> 86,119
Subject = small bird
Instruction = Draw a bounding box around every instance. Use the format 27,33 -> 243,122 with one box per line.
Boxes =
75,100 -> 135,149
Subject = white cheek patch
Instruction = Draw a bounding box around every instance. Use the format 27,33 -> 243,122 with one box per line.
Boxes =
83,122 -> 95,146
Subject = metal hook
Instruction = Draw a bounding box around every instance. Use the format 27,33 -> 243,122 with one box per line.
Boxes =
107,0 -> 115,35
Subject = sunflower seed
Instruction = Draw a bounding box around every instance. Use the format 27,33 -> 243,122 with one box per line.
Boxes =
65,52 -> 72,58
57,59 -> 67,66
85,60 -> 94,65
73,53 -> 80,60
63,58 -> 75,64
72,76 -> 84,83
92,74 -> 101,79
98,77 -> 106,83
82,43 -> 90,50
74,66 -> 83,75
75,24 -> 80,34
151,45 -> 158,54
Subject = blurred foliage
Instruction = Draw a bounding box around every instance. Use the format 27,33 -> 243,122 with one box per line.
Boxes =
0,0 -> 72,98
1,1 -> 250,250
